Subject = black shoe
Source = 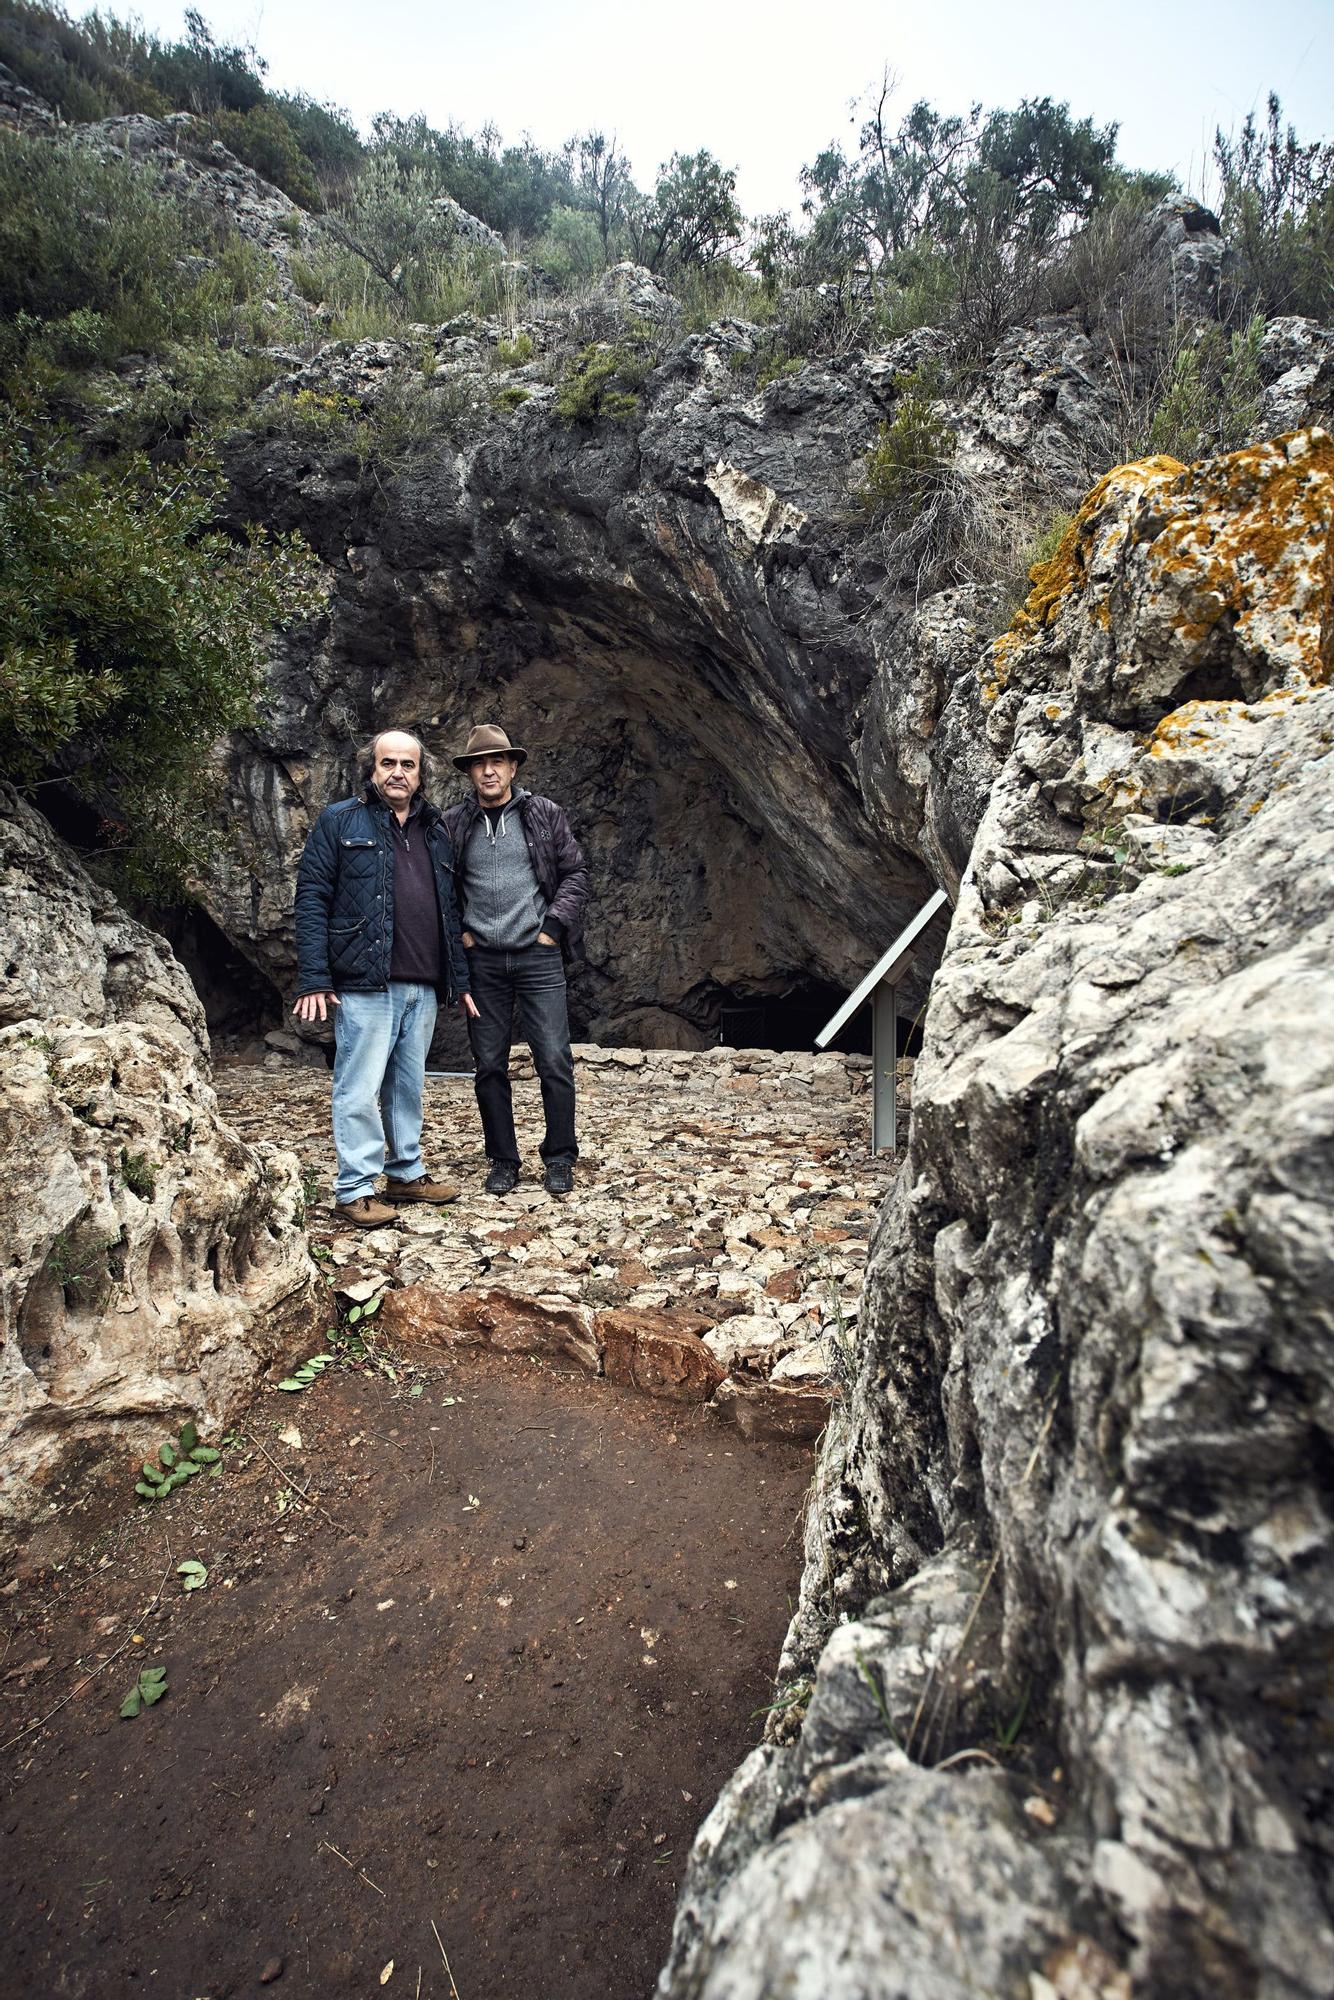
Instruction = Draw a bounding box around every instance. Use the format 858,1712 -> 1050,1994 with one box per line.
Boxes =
484,1160 -> 520,1196
543,1160 -> 574,1196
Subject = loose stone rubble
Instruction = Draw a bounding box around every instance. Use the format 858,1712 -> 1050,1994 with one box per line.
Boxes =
215,1045 -> 896,1438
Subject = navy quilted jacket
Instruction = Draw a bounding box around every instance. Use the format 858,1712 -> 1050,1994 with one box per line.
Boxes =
293,789 -> 470,1003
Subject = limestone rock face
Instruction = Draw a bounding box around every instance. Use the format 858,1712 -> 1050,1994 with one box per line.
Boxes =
0,785 -> 206,1051
0,795 -> 314,1551
659,432 -> 1334,1998
0,1018 -> 316,1548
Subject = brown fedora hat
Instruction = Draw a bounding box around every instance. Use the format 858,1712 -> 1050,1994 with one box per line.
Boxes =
452,723 -> 528,770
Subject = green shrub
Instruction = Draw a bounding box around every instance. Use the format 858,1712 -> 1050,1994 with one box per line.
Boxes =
494,331 -> 534,367
491,383 -> 531,413
553,341 -> 647,424
119,1148 -> 157,1199
211,102 -> 321,209
0,130 -> 199,360
532,205 -> 604,289
855,371 -> 955,519
0,129 -> 286,389
86,341 -> 281,451
0,415 -> 320,894
755,352 -> 805,390
1147,313 -> 1265,463
1215,94 -> 1334,319
287,255 -> 325,305
872,244 -> 958,337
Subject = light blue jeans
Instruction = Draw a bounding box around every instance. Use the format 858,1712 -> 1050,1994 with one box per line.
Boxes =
331,983 -> 438,1203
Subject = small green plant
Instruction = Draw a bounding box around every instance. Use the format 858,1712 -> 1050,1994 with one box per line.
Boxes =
45,1229 -> 92,1296
996,1681 -> 1031,1750
1147,313 -> 1265,464
853,1648 -> 902,1746
756,353 -> 805,391
554,340 -> 647,424
753,1676 -> 813,1723
295,1164 -> 321,1229
120,1664 -> 168,1718
119,1149 -> 157,1200
491,383 -> 531,413
176,1560 -> 208,1593
134,1420 -> 222,1500
494,331 -> 534,367
855,370 -> 955,520
278,1352 -> 336,1392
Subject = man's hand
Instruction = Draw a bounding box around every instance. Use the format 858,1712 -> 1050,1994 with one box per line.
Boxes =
293,990 -> 339,1024
538,932 -> 557,946
461,930 -> 475,948
461,993 -> 480,1019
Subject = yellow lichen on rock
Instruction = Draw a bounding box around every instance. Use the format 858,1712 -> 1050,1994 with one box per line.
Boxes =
989,456 -> 1186,688
1142,429 -> 1334,687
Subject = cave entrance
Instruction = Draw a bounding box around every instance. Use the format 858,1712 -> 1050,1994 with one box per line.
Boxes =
155,903 -> 283,1041
718,981 -> 872,1055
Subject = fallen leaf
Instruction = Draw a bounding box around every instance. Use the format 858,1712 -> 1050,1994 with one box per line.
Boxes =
376,1598 -> 395,1612
277,1424 -> 303,1449
379,1960 -> 394,1985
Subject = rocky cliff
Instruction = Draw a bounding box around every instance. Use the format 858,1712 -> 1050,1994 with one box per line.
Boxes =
657,433 -> 1334,1998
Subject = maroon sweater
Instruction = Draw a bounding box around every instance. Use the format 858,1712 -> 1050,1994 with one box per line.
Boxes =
388,803 -> 442,985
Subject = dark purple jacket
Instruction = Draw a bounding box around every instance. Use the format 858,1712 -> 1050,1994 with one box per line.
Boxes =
442,789 -> 589,959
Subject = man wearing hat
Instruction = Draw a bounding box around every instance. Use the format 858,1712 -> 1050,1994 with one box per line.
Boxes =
443,725 -> 589,1195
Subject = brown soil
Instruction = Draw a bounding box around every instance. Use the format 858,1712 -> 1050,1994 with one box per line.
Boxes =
1,1348 -> 812,2000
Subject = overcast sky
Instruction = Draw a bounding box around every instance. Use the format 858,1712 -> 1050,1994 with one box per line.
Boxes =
127,0 -> 1333,217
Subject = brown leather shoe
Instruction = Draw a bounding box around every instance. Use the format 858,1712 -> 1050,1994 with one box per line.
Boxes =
383,1174 -> 460,1206
333,1195 -> 399,1228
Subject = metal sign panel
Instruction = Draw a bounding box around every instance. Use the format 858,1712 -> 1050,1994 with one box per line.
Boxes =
814,888 -> 949,1049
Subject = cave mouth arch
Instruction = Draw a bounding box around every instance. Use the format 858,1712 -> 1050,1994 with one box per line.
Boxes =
207,549 -> 947,1056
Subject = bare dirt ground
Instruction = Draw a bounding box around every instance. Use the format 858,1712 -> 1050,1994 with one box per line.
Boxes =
1,1346 -> 812,2000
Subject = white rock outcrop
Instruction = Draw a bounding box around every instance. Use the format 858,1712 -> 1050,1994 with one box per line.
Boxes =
0,793 -> 314,1547
660,433 -> 1334,1998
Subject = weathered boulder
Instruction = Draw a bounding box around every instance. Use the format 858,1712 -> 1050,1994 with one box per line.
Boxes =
0,1018 -> 315,1549
0,784 -> 205,1050
661,431 -> 1334,1997
0,795 -> 315,1550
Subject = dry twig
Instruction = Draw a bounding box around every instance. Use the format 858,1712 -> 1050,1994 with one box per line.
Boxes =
319,1838 -> 385,1896
431,1920 -> 462,2000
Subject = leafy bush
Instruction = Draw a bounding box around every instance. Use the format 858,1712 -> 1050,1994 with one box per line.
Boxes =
1147,313 -> 1265,463
532,205 -> 604,289
1215,94 -> 1334,319
0,415 -> 320,893
628,149 -> 743,276
554,340 -> 649,424
494,331 -> 534,367
0,131 -> 203,362
212,102 -> 320,208
855,371 -> 956,518
272,366 -> 481,470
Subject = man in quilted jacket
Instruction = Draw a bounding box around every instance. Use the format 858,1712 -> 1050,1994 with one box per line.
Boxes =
442,725 -> 589,1197
291,729 -> 477,1228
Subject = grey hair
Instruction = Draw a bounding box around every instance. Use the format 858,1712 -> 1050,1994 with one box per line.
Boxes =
358,728 -> 434,792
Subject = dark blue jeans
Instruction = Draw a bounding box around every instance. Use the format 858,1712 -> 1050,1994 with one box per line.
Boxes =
465,943 -> 578,1165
